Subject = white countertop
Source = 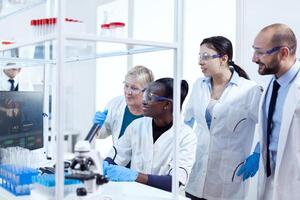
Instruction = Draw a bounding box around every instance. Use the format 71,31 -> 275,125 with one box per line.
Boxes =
0,181 -> 190,200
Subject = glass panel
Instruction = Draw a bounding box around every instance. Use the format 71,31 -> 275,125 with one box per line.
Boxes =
0,0 -> 46,20
0,37 -> 175,67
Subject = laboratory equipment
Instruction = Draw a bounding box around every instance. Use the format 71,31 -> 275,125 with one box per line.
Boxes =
109,22 -> 125,38
66,140 -> 108,197
32,174 -> 82,198
84,124 -> 100,143
30,17 -> 85,37
0,146 -> 45,169
100,22 -> 125,38
100,23 -> 110,37
0,91 -> 44,150
0,164 -> 38,196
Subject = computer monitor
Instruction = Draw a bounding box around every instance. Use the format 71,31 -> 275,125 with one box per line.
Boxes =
0,91 -> 43,150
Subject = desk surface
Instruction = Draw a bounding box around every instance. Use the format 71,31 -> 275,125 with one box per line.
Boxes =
0,187 -> 45,200
0,182 -> 189,200
65,182 -> 189,200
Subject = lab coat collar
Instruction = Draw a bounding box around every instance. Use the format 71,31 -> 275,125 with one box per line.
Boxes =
229,68 -> 240,86
10,74 -> 20,86
202,68 -> 240,88
273,59 -> 300,89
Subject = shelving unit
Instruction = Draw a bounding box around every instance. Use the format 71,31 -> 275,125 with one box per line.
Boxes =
0,33 -> 177,64
0,0 -> 46,20
0,0 -> 183,199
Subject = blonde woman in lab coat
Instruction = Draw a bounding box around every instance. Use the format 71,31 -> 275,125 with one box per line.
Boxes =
103,78 -> 197,192
184,36 -> 263,200
93,65 -> 154,143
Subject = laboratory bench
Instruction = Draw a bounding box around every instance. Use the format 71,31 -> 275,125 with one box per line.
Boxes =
0,181 -> 190,200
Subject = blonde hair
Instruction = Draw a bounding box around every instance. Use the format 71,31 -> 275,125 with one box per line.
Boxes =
125,65 -> 154,88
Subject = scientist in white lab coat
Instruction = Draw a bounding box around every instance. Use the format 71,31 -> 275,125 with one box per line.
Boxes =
0,66 -> 33,91
93,65 -> 154,143
0,49 -> 33,91
103,78 -> 197,192
239,23 -> 300,200
184,36 -> 263,200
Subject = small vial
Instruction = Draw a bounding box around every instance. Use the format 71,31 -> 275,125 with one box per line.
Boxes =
109,22 -> 125,38
100,23 -> 110,37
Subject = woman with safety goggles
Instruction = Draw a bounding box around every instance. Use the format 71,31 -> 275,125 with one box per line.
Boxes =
93,65 -> 154,144
184,36 -> 263,200
103,78 -> 197,192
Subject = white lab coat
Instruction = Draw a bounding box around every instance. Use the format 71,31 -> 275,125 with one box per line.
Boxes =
107,117 -> 197,186
184,75 -> 263,200
257,66 -> 300,200
96,96 -> 127,144
0,71 -> 33,91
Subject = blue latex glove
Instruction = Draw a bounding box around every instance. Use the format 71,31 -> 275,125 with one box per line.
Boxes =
93,109 -> 108,127
105,164 -> 138,182
102,161 -> 109,175
237,152 -> 260,181
184,118 -> 195,128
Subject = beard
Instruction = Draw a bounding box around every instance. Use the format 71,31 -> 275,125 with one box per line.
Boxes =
257,57 -> 280,75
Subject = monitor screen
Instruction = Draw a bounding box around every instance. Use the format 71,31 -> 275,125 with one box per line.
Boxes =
0,91 -> 43,150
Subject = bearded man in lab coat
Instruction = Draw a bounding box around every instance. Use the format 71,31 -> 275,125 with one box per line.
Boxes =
239,23 -> 300,200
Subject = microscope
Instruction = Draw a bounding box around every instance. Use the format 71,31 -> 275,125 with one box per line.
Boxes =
66,124 -> 108,198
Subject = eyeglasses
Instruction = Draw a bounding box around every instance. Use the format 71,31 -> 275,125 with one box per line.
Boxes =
142,89 -> 173,103
198,52 -> 222,61
123,82 -> 142,95
253,46 -> 284,58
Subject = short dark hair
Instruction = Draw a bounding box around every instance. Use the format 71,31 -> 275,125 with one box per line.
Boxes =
274,29 -> 296,55
261,23 -> 297,55
154,78 -> 189,108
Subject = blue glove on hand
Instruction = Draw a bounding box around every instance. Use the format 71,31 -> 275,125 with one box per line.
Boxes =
237,152 -> 260,181
102,161 -> 109,175
105,164 -> 138,182
184,118 -> 195,128
93,109 -> 108,127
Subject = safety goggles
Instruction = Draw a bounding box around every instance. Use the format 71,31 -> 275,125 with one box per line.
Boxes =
198,52 -> 222,61
123,81 -> 143,95
142,89 -> 173,103
252,46 -> 284,58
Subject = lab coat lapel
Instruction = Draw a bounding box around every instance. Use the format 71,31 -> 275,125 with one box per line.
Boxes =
202,82 -> 211,114
144,118 -> 155,171
259,80 -> 270,169
154,125 -> 174,146
275,74 -> 300,173
209,80 -> 237,133
196,81 -> 210,127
